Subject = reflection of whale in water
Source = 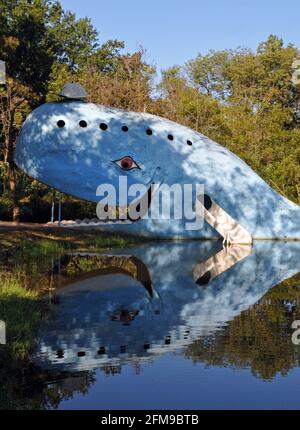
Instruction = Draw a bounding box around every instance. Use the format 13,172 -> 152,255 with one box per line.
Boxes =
193,244 -> 252,285
34,241 -> 300,372
59,254 -> 153,298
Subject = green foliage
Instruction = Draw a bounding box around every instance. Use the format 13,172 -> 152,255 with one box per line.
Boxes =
0,273 -> 41,359
0,0 -> 99,92
47,1 -> 98,71
158,35 -> 300,203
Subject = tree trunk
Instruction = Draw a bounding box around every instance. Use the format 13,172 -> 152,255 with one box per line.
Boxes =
8,161 -> 20,223
1,96 -> 20,223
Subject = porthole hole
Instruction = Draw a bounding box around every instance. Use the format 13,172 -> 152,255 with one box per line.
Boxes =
97,347 -> 106,355
57,120 -> 65,128
56,350 -> 64,358
100,123 -> 108,131
79,120 -> 87,128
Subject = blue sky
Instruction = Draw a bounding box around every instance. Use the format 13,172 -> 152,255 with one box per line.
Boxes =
60,0 -> 300,72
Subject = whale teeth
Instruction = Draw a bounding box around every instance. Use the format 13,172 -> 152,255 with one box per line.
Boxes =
45,184 -> 154,228
46,217 -> 133,227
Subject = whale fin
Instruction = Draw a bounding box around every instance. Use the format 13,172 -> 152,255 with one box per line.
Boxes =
196,194 -> 253,244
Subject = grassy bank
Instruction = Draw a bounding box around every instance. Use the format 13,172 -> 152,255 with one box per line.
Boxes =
0,226 -> 147,254
0,273 -> 45,359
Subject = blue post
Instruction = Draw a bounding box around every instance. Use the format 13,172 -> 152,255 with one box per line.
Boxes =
51,190 -> 55,223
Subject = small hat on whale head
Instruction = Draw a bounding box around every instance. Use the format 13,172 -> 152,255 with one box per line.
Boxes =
59,83 -> 87,100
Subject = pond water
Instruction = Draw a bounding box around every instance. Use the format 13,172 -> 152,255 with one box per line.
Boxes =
1,240 -> 300,410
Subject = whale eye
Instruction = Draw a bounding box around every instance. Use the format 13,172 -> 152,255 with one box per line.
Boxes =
168,134 -> 174,141
79,120 -> 87,128
187,140 -> 193,146
122,125 -> 128,132
146,128 -> 152,135
100,123 -> 108,131
57,120 -> 65,128
114,156 -> 140,171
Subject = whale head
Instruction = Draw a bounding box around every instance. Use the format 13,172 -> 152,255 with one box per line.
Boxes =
14,101 -> 171,207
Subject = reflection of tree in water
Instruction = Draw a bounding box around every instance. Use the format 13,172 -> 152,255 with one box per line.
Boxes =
0,352 -> 95,410
0,291 -> 96,410
185,273 -> 300,380
102,365 -> 122,376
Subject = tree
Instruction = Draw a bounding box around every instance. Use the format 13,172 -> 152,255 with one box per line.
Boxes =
0,0 -> 100,221
157,36 -> 300,204
79,49 -> 155,112
0,78 -> 33,221
156,66 -> 230,139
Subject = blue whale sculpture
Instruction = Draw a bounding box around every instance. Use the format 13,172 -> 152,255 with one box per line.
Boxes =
14,95 -> 300,240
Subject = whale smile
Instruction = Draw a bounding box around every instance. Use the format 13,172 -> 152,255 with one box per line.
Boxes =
96,182 -> 155,224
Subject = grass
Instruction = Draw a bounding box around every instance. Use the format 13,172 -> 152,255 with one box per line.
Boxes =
0,227 -> 147,254
0,272 -> 47,360
0,272 -> 56,410
0,232 -> 84,361
0,273 -> 38,299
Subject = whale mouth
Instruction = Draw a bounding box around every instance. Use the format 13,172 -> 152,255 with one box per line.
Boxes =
96,182 -> 155,224
48,183 -> 155,227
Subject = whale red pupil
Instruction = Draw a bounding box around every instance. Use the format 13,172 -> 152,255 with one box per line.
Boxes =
121,157 -> 133,169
